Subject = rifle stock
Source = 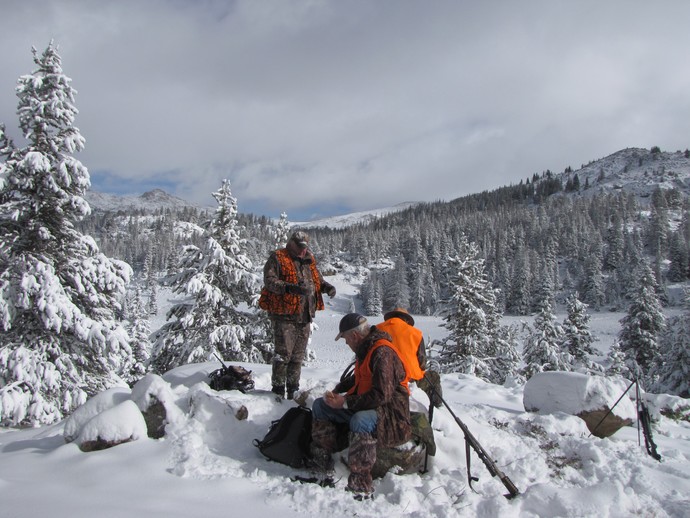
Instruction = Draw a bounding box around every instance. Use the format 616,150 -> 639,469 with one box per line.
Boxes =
423,374 -> 520,499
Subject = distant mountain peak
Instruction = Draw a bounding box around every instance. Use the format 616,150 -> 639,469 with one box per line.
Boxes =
85,188 -> 204,212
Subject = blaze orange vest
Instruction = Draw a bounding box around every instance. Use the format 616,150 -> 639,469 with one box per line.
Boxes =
259,249 -> 324,314
347,339 -> 408,395
376,318 -> 425,387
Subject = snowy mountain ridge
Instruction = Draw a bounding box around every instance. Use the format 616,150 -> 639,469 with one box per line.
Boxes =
293,202 -> 418,229
85,188 -> 207,213
84,147 -> 690,224
558,147 -> 690,201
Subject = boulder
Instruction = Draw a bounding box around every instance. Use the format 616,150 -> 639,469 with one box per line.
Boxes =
131,373 -> 185,438
77,400 -> 147,452
524,372 -> 635,438
63,387 -> 131,443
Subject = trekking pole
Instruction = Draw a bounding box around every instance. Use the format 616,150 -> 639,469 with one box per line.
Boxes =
423,374 -> 520,500
588,378 -> 636,438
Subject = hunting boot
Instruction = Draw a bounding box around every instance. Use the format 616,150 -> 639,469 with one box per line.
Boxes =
286,385 -> 299,401
346,431 -> 377,498
271,385 -> 285,400
308,419 -> 337,474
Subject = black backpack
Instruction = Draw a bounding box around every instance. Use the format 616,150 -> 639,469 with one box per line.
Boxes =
253,406 -> 313,468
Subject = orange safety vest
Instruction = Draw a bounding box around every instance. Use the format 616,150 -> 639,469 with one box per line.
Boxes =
376,318 -> 425,386
259,249 -> 324,314
347,339 -> 408,395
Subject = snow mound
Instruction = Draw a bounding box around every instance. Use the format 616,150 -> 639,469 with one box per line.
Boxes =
523,371 -> 636,420
76,400 -> 147,447
63,387 -> 131,442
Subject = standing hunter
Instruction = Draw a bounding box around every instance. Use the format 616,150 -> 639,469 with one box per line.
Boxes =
259,231 -> 336,400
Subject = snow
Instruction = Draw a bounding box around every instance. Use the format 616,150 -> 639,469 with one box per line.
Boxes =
1,273 -> 689,517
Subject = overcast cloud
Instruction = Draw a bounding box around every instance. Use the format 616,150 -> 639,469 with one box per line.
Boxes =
1,0 -> 689,220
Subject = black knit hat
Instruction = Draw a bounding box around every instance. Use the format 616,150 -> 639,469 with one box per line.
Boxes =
335,313 -> 367,341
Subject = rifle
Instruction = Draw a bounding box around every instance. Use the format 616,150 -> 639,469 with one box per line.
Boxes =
213,352 -> 229,371
423,373 -> 520,500
635,379 -> 661,461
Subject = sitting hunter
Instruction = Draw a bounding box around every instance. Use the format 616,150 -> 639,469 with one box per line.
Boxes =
310,313 -> 411,497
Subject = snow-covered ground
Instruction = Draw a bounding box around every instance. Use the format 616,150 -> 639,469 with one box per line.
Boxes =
1,273 -> 689,517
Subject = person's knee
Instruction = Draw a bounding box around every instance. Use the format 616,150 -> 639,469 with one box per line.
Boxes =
312,397 -> 328,420
349,411 -> 377,434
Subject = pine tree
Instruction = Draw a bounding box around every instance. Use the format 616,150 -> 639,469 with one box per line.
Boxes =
650,290 -> 690,397
125,285 -> 151,384
383,254 -> 410,312
362,269 -> 383,316
667,232 -> 688,282
562,292 -> 595,364
151,180 -> 261,372
273,212 -> 290,249
522,300 -> 569,379
618,262 -> 665,375
563,293 -> 594,370
0,43 -> 132,425
605,341 -> 629,377
437,235 -> 503,381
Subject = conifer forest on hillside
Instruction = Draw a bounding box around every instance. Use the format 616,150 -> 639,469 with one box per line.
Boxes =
1,43 -> 689,427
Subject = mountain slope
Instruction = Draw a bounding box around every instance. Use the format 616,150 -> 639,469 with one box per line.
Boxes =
85,188 -> 205,212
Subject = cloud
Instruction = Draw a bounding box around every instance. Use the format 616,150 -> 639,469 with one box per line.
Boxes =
1,0 -> 690,220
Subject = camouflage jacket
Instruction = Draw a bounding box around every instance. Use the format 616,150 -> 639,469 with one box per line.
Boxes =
334,326 -> 412,447
262,242 -> 333,324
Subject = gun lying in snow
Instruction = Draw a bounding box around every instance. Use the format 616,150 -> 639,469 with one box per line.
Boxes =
424,373 -> 520,500
213,352 -> 228,370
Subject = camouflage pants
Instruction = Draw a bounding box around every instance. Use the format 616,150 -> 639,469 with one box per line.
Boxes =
347,431 -> 377,494
271,320 -> 310,394
312,416 -> 377,494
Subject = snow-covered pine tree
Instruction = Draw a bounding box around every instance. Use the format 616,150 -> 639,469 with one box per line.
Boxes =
618,262 -> 665,375
522,300 -> 569,379
650,289 -> 689,397
0,43 -> 133,426
125,285 -> 151,384
562,292 -> 595,366
150,180 -> 261,373
605,341 -> 629,377
273,212 -> 290,249
437,235 -> 503,381
383,254 -> 410,312
361,269 -> 383,316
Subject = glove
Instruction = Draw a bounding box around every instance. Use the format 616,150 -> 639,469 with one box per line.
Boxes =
285,283 -> 307,295
324,284 -> 336,298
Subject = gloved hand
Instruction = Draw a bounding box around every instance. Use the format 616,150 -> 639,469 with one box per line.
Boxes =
285,283 -> 308,295
324,284 -> 336,298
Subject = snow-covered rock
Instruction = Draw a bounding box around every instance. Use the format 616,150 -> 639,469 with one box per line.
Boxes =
523,372 -> 636,437
76,400 -> 147,452
63,387 -> 131,442
131,373 -> 185,438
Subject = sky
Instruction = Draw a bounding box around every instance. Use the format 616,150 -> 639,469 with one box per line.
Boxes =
1,0 -> 690,221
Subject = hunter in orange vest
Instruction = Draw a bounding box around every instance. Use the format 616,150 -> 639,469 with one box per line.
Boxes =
259,231 -> 336,399
377,308 -> 443,408
310,313 -> 411,497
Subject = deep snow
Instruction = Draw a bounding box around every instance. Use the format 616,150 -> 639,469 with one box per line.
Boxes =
0,273 -> 689,518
